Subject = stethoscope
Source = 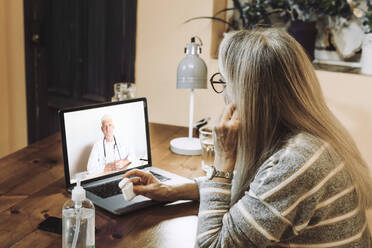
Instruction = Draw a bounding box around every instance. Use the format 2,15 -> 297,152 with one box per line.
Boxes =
103,136 -> 122,160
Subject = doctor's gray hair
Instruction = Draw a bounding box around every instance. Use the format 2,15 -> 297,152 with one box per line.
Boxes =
101,114 -> 114,125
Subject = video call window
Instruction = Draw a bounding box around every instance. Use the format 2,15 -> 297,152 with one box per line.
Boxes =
62,101 -> 148,183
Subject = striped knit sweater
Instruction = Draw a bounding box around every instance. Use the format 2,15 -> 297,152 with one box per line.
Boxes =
196,133 -> 371,247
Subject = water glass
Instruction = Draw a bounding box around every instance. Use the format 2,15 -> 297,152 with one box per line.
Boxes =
199,127 -> 214,173
111,82 -> 136,102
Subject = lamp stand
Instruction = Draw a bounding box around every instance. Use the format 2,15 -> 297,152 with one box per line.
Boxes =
170,89 -> 202,155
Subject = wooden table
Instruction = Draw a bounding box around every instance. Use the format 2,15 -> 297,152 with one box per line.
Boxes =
0,123 -> 204,248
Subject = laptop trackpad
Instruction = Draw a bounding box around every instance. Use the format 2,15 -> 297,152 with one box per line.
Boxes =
115,193 -> 151,204
102,192 -> 152,208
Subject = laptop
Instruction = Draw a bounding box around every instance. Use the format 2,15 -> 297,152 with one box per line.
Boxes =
59,97 -> 192,215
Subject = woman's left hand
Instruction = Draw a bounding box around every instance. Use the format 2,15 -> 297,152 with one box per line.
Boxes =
213,104 -> 240,173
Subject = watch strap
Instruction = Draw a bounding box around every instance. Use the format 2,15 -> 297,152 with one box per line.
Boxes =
214,169 -> 233,180
206,165 -> 233,180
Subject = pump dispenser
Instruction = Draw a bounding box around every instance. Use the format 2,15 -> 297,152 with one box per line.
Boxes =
62,173 -> 95,248
71,174 -> 86,203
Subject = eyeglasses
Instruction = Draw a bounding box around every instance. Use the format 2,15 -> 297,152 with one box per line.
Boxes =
210,72 -> 227,94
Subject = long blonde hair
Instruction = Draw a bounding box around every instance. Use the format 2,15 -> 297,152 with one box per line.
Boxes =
218,28 -> 372,208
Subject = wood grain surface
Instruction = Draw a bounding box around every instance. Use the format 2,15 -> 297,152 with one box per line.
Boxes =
0,123 -> 204,248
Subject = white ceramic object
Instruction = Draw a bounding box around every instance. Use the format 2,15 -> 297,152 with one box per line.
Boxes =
331,20 -> 364,59
361,33 -> 372,75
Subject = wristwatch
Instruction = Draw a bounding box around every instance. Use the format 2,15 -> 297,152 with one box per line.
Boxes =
206,165 -> 233,180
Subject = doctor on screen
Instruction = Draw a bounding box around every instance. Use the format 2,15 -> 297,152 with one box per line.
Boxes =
87,114 -> 134,175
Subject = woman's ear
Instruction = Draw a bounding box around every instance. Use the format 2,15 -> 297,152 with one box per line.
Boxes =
223,86 -> 235,105
223,92 -> 230,105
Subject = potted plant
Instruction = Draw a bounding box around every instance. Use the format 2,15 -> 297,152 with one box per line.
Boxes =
186,0 -> 356,62
227,0 -> 271,30
185,0 -> 273,31
361,0 -> 372,74
285,0 -> 353,60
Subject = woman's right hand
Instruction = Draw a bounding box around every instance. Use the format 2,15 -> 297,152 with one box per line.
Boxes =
213,104 -> 239,173
122,169 -> 172,202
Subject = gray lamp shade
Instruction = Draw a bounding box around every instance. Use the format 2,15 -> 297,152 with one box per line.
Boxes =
177,43 -> 207,89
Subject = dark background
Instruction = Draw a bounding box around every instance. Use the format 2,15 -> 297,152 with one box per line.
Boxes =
24,0 -> 137,144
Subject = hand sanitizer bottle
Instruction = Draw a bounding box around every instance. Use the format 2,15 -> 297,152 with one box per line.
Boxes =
62,173 -> 95,248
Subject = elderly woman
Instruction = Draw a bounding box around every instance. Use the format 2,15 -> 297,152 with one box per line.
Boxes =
123,28 -> 372,247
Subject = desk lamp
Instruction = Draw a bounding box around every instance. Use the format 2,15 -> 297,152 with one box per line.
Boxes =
170,37 -> 207,155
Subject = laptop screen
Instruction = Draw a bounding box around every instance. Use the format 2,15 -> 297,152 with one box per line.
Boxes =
59,98 -> 151,187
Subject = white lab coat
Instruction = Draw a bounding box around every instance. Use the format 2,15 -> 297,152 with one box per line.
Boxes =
87,137 -> 134,175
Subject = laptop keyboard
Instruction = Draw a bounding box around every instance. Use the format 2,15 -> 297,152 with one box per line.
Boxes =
149,171 -> 170,182
86,171 -> 170,199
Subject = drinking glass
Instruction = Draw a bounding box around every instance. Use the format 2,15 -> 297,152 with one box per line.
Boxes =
199,127 -> 214,173
111,82 -> 136,102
